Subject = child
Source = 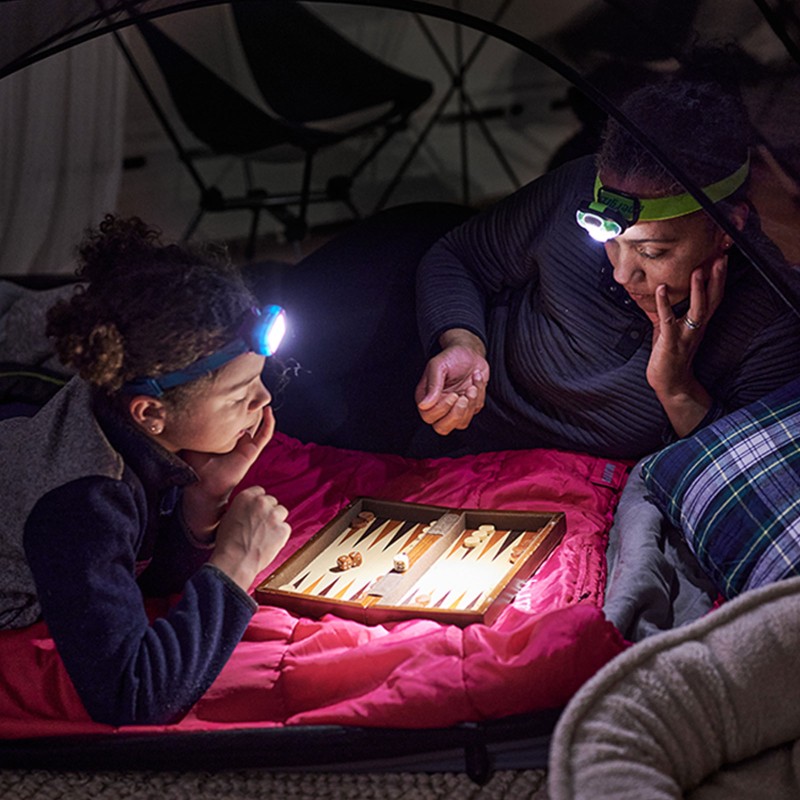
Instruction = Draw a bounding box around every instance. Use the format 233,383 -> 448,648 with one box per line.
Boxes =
0,215 -> 291,726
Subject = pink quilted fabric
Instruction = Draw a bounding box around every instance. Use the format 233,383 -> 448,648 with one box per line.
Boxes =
0,433 -> 629,737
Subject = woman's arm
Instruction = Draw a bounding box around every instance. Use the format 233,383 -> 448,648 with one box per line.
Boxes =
416,157 -> 593,357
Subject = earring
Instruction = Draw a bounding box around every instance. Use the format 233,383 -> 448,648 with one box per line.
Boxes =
148,423 -> 161,434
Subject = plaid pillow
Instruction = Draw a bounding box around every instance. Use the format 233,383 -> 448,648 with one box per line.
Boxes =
642,376 -> 800,599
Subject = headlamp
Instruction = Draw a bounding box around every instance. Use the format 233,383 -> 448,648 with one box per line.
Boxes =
124,304 -> 287,397
576,157 -> 750,243
576,193 -> 636,243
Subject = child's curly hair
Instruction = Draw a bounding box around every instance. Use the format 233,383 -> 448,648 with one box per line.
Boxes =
46,215 -> 257,398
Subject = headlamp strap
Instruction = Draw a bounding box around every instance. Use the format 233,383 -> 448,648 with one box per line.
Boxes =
593,156 -> 750,223
123,339 -> 249,397
123,305 -> 286,397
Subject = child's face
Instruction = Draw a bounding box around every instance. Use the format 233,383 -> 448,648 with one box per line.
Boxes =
160,352 -> 272,454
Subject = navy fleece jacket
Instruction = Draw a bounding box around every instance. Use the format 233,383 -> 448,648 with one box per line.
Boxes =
0,379 -> 256,726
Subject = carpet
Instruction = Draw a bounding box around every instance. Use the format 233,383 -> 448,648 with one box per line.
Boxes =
0,767 -> 550,799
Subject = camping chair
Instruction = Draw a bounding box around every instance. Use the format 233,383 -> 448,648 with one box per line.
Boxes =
115,16 -> 341,254
116,8 -> 430,254
230,0 -> 434,213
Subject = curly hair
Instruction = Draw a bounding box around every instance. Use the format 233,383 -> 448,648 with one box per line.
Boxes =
46,215 -> 257,399
597,76 -> 753,202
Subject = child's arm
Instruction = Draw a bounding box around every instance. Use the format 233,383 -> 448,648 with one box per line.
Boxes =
24,477 -> 258,726
180,407 -> 291,592
207,486 -> 290,592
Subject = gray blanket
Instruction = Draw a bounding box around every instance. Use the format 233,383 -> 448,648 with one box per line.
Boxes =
603,458 -> 719,641
0,280 -> 78,371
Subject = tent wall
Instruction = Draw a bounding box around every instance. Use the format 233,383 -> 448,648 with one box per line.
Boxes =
0,37 -> 126,275
116,3 -> 578,248
1,0 -> 799,275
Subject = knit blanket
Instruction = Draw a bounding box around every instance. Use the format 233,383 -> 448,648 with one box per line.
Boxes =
549,575 -> 800,799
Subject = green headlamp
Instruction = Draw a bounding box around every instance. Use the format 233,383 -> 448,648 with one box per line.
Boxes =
576,157 -> 750,242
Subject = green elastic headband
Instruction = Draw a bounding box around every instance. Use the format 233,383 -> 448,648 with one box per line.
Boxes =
594,156 -> 750,223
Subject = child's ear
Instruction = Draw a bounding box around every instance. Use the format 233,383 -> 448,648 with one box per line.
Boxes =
127,396 -> 168,436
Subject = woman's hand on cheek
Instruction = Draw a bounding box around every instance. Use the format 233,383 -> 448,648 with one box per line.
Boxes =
647,255 -> 728,390
647,284 -> 695,397
709,252 -> 728,306
221,405 -> 276,483
184,408 -> 275,493
646,256 -> 727,437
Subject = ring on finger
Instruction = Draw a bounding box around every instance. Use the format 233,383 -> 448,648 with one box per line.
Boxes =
684,315 -> 702,330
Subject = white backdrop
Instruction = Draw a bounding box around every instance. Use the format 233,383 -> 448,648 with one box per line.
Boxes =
0,36 -> 126,275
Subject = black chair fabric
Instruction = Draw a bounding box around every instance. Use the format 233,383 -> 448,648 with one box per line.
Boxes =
231,0 -> 433,131
124,5 -> 433,249
135,17 -> 331,155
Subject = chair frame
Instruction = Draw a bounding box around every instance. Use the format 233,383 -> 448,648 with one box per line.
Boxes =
114,4 -> 435,255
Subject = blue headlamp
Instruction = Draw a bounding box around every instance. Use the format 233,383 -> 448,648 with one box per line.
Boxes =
123,304 -> 286,397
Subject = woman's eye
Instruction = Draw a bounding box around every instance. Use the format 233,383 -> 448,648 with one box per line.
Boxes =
638,249 -> 663,260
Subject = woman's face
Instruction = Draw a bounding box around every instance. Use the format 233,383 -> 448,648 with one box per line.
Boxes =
159,352 -> 272,454
603,211 -> 727,322
598,171 -> 743,323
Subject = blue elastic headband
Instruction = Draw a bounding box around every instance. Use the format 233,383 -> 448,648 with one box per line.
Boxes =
123,304 -> 286,397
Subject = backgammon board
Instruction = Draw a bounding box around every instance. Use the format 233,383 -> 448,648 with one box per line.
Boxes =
255,498 -> 566,627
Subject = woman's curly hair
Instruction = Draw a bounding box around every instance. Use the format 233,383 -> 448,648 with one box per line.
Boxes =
597,73 -> 753,203
46,215 -> 257,398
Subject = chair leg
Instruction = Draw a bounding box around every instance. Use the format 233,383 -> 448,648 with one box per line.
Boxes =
348,124 -> 403,184
274,150 -> 314,243
326,174 -> 361,220
394,1 -> 520,207
182,207 -> 205,243
372,88 -> 455,213
246,208 -> 261,260
458,92 -> 522,190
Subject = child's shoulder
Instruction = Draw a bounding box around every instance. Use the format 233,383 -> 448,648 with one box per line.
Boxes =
1,378 -> 124,490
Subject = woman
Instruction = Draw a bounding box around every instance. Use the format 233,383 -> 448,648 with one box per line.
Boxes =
0,216 -> 291,726
414,77 -> 800,459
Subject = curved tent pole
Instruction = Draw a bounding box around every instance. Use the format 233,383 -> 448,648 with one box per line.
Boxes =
0,1 -> 219,80
752,0 -> 800,64
107,16 -> 207,194
2,0 -> 799,312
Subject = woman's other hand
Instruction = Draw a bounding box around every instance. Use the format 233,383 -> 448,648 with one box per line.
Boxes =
208,486 -> 291,592
415,329 -> 489,435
